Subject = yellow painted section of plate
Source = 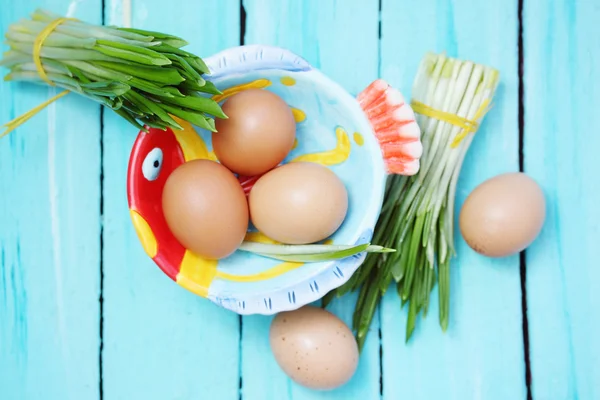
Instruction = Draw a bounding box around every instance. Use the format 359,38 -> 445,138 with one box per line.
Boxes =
353,132 -> 364,146
216,235 -> 334,283
129,209 -> 157,258
212,79 -> 272,103
244,231 -> 280,244
177,250 -> 218,298
291,126 -> 351,165
216,261 -> 304,283
280,76 -> 296,86
291,107 -> 306,123
171,116 -> 217,161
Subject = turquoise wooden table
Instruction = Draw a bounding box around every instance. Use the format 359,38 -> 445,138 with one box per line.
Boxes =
1,0 -> 598,399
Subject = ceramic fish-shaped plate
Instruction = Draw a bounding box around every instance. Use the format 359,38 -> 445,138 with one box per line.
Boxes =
127,45 -> 422,315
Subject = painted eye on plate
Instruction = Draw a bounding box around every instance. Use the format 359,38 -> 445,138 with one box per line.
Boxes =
142,148 -> 163,181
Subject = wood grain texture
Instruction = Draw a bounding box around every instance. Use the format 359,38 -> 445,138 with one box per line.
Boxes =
240,0 -> 381,399
0,1 -> 101,399
379,0 -> 527,399
524,1 -> 600,399
101,1 -> 241,399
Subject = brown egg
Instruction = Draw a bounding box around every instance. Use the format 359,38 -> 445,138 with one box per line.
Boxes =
213,89 -> 296,176
269,306 -> 359,390
249,162 -> 348,244
162,159 -> 248,259
459,172 -> 546,258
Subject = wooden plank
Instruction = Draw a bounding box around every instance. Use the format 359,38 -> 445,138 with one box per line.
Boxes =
524,1 -> 600,398
0,1 -> 101,399
240,1 -> 381,399
379,1 -> 527,399
101,2 -> 241,399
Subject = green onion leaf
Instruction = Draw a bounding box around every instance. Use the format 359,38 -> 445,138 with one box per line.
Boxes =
155,94 -> 227,119
93,44 -> 170,66
94,61 -> 185,85
117,27 -> 189,48
238,242 -> 394,262
159,103 -> 216,131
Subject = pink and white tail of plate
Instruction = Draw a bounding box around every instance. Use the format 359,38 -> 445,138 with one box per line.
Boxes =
357,79 -> 423,176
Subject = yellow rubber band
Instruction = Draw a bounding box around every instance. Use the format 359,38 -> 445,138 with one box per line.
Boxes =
1,90 -> 70,138
410,99 -> 492,148
33,17 -> 76,85
1,18 -> 76,137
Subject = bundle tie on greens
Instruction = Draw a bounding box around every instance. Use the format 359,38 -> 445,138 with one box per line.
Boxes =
410,98 -> 492,148
2,17 -> 73,136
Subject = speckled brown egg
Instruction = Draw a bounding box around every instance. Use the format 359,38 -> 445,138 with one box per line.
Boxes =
269,306 -> 358,390
459,172 -> 546,258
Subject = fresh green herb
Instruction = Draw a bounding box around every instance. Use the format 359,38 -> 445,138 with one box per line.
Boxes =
239,242 -> 395,263
0,8 -> 224,136
325,52 -> 500,349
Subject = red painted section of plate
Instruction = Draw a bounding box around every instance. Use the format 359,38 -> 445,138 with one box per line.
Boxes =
126,127 -> 188,280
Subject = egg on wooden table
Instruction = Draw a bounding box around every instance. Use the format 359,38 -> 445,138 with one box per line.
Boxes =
269,306 -> 359,390
162,159 -> 249,259
213,89 -> 296,176
249,162 -> 349,244
459,172 -> 546,258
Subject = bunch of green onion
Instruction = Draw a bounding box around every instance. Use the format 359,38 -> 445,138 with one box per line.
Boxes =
324,52 -> 500,348
1,8 -> 225,136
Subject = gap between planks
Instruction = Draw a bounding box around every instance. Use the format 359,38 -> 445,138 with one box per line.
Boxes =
517,0 -> 533,398
98,2 -> 106,399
